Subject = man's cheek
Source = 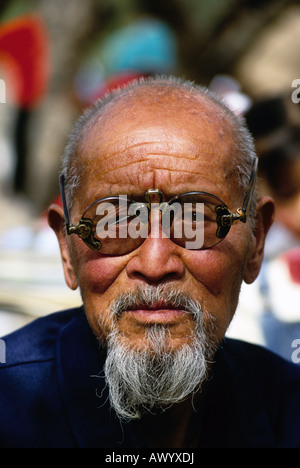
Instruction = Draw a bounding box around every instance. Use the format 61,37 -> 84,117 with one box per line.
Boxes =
78,258 -> 125,295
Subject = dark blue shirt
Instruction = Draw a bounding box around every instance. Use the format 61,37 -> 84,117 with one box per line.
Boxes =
1,307 -> 300,448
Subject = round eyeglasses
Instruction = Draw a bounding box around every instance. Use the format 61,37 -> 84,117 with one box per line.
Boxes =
59,158 -> 257,255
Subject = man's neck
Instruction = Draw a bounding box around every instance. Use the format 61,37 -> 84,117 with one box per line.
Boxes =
137,395 -> 201,448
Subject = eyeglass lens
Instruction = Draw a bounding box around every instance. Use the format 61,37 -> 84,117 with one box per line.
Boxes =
81,193 -> 226,255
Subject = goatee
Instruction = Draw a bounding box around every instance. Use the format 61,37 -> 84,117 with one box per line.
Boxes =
102,285 -> 219,421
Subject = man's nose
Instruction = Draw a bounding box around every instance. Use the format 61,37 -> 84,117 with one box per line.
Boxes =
125,235 -> 186,285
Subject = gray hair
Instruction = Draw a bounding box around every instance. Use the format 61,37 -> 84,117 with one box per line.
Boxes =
61,75 -> 257,212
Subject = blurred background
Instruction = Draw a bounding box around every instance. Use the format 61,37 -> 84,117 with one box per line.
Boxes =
0,0 -> 300,361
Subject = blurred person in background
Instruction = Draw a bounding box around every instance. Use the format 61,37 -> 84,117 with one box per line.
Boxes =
245,95 -> 300,361
0,13 -> 50,195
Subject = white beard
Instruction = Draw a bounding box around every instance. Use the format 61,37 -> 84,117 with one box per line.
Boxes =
102,285 -> 219,421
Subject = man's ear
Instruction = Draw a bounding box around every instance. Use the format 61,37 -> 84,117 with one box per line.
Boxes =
48,204 -> 78,290
243,196 -> 275,284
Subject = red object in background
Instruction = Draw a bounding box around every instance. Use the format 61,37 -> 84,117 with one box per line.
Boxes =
0,14 -> 50,108
89,71 -> 144,103
283,248 -> 300,284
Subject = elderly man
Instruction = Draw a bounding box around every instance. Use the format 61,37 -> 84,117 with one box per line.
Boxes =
1,77 -> 300,448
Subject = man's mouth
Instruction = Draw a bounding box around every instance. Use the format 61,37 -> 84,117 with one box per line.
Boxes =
125,302 -> 188,324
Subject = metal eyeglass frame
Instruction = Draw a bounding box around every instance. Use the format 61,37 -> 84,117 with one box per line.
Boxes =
59,157 -> 258,252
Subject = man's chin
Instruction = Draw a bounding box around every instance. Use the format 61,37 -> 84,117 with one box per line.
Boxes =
103,325 -> 212,421
116,313 -> 197,353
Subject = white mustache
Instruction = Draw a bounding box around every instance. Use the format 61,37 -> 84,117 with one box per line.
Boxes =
110,284 -> 203,321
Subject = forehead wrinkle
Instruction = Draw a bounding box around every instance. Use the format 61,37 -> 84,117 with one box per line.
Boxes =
85,148 -> 229,186
80,137 -> 224,183
92,156 -> 206,179
84,161 -> 228,202
82,136 -> 215,165
84,160 -> 207,187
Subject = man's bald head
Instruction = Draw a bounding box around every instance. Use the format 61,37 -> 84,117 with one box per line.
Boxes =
61,76 -> 256,209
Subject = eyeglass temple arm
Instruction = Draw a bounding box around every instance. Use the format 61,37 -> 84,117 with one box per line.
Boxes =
59,174 -> 102,251
59,174 -> 71,230
217,157 -> 258,235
